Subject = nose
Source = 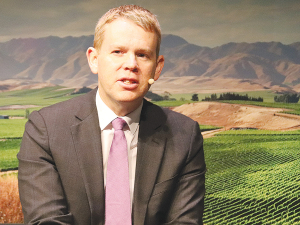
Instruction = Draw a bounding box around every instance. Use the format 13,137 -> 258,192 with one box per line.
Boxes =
123,53 -> 138,72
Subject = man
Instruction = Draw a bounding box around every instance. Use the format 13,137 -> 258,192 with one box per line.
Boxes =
18,5 -> 206,225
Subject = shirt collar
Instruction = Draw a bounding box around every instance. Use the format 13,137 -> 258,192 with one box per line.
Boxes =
96,89 -> 143,134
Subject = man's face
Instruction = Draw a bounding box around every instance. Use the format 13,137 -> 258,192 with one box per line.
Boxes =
87,18 -> 164,114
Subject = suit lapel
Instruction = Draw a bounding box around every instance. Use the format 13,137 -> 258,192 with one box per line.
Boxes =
133,100 -> 167,225
70,89 -> 105,225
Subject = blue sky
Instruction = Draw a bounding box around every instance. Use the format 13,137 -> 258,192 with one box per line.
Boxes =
1,0 -> 299,47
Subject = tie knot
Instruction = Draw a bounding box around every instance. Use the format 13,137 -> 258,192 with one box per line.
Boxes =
112,118 -> 127,130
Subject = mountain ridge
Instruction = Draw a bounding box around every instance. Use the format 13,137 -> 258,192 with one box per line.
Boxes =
0,34 -> 299,93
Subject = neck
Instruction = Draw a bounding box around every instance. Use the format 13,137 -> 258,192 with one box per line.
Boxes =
110,101 -> 141,117
99,95 -> 143,117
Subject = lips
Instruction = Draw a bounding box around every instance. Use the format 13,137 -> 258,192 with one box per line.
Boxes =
118,78 -> 139,89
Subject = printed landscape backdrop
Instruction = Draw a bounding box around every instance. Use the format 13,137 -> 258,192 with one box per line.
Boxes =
1,0 -> 300,224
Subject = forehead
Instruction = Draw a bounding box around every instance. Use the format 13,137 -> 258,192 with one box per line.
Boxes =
101,18 -> 158,49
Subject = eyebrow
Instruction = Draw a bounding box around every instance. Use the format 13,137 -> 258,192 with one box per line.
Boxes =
110,45 -> 155,56
136,48 -> 155,56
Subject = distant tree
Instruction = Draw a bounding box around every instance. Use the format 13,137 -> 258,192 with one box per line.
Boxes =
145,91 -> 164,101
191,94 -> 199,101
163,91 -> 171,100
287,94 -> 300,103
202,92 -> 263,102
211,93 -> 217,101
180,97 -> 186,101
274,93 -> 299,103
71,86 -> 92,95
257,97 -> 264,102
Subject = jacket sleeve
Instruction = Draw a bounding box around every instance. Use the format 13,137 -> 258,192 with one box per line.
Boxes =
18,111 -> 73,225
163,122 -> 206,225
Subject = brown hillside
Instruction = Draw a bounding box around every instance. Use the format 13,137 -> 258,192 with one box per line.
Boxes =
173,102 -> 300,131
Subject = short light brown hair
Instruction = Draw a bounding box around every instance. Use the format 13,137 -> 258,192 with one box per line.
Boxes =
94,5 -> 161,56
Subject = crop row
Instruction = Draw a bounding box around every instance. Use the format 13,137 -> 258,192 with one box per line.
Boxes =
204,196 -> 300,224
203,131 -> 300,224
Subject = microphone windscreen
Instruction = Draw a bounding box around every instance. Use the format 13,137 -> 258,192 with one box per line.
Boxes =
148,79 -> 155,85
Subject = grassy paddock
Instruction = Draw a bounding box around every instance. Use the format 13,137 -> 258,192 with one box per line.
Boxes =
0,86 -> 76,108
0,86 -> 79,118
0,119 -> 27,138
203,129 -> 300,224
0,119 -> 25,171
153,100 -> 194,107
0,108 -> 42,117
0,139 -> 22,171
0,109 -> 27,117
200,125 -> 222,132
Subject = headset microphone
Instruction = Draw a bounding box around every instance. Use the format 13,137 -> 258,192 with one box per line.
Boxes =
148,78 -> 155,85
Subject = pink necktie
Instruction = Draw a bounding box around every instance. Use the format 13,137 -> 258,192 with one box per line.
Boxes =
105,118 -> 132,225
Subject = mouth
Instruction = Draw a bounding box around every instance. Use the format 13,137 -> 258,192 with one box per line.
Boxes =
122,79 -> 138,84
118,78 -> 139,90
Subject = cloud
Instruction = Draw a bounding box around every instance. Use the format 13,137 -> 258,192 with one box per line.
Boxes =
0,0 -> 299,46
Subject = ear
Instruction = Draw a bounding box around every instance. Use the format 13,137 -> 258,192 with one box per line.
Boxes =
86,47 -> 98,74
154,55 -> 164,81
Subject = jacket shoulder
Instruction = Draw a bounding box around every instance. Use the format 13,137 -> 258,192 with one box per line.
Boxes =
142,100 -> 198,129
38,88 -> 97,118
163,107 -> 196,123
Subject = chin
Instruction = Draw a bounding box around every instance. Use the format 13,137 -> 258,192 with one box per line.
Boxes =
117,95 -> 144,104
118,91 -> 145,101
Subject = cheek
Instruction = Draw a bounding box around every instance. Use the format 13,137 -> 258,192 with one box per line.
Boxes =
98,55 -> 122,70
141,64 -> 157,77
106,56 -> 120,66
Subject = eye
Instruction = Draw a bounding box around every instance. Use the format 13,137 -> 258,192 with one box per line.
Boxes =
137,53 -> 148,58
112,50 -> 122,54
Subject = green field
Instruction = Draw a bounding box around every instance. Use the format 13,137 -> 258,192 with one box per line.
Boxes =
0,86 -> 78,119
0,119 -> 26,171
200,125 -> 222,132
153,100 -> 194,107
203,129 -> 300,224
0,139 -> 21,171
0,86 -> 76,107
0,119 -> 27,138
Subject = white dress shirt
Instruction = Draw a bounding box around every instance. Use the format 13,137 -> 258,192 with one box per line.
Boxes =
95,90 -> 142,208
